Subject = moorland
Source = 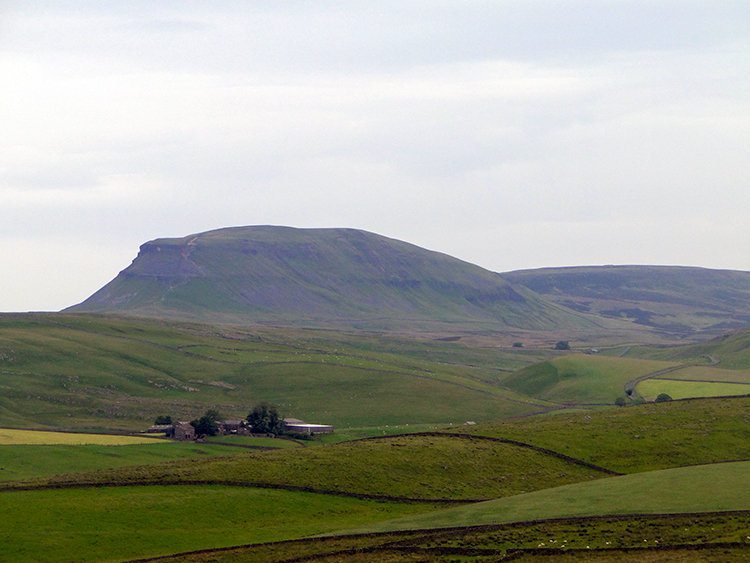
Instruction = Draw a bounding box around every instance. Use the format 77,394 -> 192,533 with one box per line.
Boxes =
3,226 -> 750,562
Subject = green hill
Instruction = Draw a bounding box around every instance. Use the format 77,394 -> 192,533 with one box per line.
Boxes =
65,226 -> 600,332
501,354 -> 677,405
0,313 -> 555,430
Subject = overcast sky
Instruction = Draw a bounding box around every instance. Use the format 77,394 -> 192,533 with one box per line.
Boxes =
1,1 -> 749,312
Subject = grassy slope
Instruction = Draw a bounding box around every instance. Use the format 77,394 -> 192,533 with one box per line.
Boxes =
0,486 -> 437,563
0,313 -> 555,430
459,396 -> 750,473
345,461 -> 750,534
501,355 -> 678,404
4,434 -> 610,501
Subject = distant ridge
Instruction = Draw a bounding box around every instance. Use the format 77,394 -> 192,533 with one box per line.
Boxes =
505,265 -> 750,336
66,226 -> 597,332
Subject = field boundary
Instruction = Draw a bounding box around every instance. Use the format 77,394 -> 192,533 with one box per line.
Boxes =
349,432 -> 624,476
0,479 -> 477,504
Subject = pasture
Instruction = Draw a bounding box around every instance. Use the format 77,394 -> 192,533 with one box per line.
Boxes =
4,433 -> 611,501
459,395 -> 750,473
347,460 -> 750,534
0,442 -> 234,481
133,512 -> 750,563
501,355 -> 677,404
0,486 -> 436,563
637,379 -> 750,400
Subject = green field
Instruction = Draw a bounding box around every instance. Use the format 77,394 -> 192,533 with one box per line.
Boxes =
502,355 -> 677,404
637,379 -> 750,400
346,461 -> 750,534
4,434 -> 611,501
0,442 -> 236,481
459,396 -> 750,473
202,434 -> 301,448
0,486 -> 438,563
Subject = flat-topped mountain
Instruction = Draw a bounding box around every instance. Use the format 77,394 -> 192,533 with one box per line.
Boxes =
504,265 -> 750,336
67,226 -> 596,331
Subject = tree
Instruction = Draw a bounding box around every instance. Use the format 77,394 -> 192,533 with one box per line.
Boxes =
247,402 -> 282,434
655,393 -> 673,403
512,342 -> 523,348
615,397 -> 627,407
554,341 -> 570,350
154,415 -> 173,425
190,409 -> 222,437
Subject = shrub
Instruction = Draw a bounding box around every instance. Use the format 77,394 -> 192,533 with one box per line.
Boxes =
554,341 -> 570,350
655,393 -> 673,403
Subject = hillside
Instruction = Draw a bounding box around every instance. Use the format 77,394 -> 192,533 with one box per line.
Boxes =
65,226 -> 601,332
0,313 -> 557,430
504,265 -> 750,337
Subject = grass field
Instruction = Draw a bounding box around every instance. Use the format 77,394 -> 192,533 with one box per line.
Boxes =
202,435 -> 301,448
654,366 -> 750,383
150,513 -> 750,562
0,486 -> 438,563
5,434 -> 611,501
501,355 -> 677,404
345,461 -> 750,534
0,442 -> 236,481
637,379 -> 750,400
459,396 -> 750,473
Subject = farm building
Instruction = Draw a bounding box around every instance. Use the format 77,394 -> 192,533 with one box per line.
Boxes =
145,424 -> 173,434
172,422 -> 196,440
283,417 -> 334,435
218,420 -> 246,434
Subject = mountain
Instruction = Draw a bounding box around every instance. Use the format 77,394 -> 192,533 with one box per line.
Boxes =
66,226 -> 597,332
504,265 -> 750,336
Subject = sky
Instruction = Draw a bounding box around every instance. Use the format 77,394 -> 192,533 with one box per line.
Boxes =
1,1 -> 750,312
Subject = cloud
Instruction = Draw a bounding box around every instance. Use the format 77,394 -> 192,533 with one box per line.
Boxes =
0,1 -> 749,311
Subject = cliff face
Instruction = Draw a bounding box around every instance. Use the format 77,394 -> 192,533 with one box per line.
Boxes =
66,226 -> 594,331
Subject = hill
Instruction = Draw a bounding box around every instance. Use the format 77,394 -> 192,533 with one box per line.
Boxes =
504,265 -> 750,337
0,313 -> 557,430
65,226 -> 601,332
